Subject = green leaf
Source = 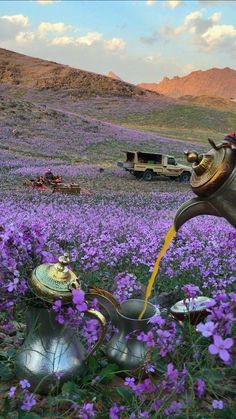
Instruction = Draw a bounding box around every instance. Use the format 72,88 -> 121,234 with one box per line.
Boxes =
0,362 -> 13,380
116,386 -> 133,403
99,364 -> 119,382
88,356 -> 99,374
201,368 -> 224,382
61,381 -> 86,401
19,413 -> 41,419
217,408 -> 235,419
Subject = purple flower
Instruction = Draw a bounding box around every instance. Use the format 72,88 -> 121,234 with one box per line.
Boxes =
139,412 -> 149,418
194,378 -> 205,398
54,371 -> 64,379
196,321 -> 215,337
7,277 -> 19,292
124,376 -> 136,390
21,393 -> 36,411
72,289 -> 87,312
8,386 -> 16,398
182,284 -> 200,299
56,314 -> 65,324
53,299 -> 62,312
208,335 -> 233,362
144,361 -> 155,373
78,402 -> 95,418
109,404 -> 125,419
109,405 -> 119,419
212,399 -> 224,409
113,272 -> 141,303
137,331 -> 154,347
19,379 -> 31,389
164,400 -> 183,416
149,315 -> 165,326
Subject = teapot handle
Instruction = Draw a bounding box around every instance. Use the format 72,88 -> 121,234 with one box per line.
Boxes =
85,308 -> 107,359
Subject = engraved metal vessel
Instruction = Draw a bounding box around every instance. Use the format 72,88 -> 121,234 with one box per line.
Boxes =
15,306 -> 106,394
87,290 -> 159,371
174,139 -> 236,230
16,255 -> 106,394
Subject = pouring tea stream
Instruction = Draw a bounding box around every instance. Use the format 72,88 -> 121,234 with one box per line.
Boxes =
139,139 -> 236,319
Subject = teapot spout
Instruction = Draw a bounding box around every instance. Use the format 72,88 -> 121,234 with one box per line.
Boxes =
174,197 -> 221,231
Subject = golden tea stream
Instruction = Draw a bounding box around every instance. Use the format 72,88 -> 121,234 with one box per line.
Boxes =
139,225 -> 176,320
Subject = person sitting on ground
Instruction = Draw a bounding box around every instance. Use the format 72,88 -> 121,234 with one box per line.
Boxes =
44,169 -> 55,184
54,175 -> 62,184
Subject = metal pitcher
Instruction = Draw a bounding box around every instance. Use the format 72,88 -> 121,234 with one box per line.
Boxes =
174,139 -> 236,230
15,306 -> 106,395
87,290 -> 159,371
15,255 -> 106,394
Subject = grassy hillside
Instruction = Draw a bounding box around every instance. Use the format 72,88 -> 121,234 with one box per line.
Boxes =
105,104 -> 236,143
50,96 -> 236,144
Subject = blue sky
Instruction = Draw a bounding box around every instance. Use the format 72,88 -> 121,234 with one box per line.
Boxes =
0,0 -> 236,83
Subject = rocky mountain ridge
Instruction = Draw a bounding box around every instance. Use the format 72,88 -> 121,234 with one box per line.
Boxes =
138,67 -> 236,99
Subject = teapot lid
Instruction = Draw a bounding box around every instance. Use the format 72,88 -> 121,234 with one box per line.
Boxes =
29,253 -> 81,303
185,140 -> 236,196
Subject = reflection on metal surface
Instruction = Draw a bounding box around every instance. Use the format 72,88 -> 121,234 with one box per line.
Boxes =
174,140 -> 236,230
15,306 -> 106,394
86,293 -> 159,371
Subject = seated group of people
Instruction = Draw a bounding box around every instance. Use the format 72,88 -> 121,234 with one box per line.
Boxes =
33,169 -> 62,187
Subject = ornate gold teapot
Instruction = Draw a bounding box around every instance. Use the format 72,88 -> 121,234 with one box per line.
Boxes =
174,139 -> 236,230
16,254 -> 106,394
29,253 -> 81,302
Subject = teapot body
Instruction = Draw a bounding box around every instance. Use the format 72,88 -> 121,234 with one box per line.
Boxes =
87,295 -> 158,371
174,144 -> 236,231
211,168 -> 236,228
15,307 -> 86,394
106,299 -> 158,370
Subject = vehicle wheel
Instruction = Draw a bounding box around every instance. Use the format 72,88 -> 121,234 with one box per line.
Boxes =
143,170 -> 154,181
180,172 -> 191,182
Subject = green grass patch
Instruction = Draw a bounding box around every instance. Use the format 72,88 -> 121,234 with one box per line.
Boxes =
91,104 -> 236,143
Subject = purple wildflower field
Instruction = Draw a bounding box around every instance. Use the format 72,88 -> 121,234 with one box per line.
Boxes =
0,87 -> 235,418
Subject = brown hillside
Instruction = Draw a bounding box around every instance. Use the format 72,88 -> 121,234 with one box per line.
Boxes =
138,67 -> 236,99
0,48 -> 148,97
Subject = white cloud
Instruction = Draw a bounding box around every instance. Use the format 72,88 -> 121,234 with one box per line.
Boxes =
146,0 -> 156,5
166,1 -> 182,9
174,11 -> 203,35
77,32 -> 103,46
1,14 -> 29,27
162,9 -> 236,51
0,14 -> 30,41
51,33 -> 126,53
37,21 -> 71,38
202,24 -> 236,47
51,32 -> 103,47
104,37 -> 126,51
211,12 -> 221,23
15,31 -> 35,43
51,36 -> 75,46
